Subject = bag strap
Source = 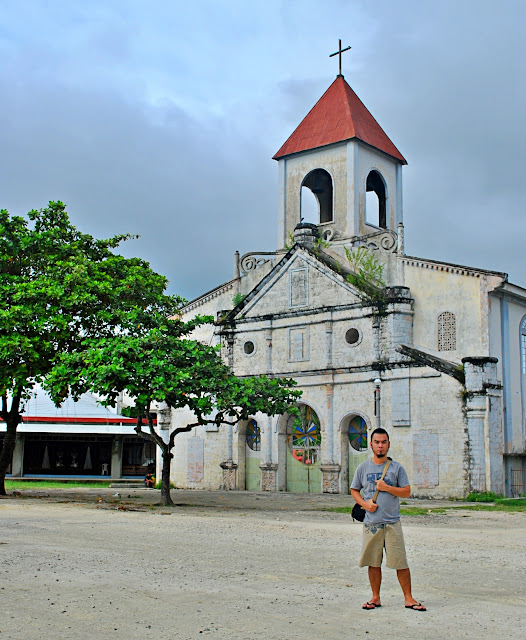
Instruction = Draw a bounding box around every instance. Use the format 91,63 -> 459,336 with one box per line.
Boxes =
372,458 -> 391,503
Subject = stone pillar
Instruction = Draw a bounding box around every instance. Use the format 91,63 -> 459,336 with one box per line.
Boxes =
324,382 -> 334,464
233,250 -> 240,296
259,463 -> 278,491
10,434 -> 24,477
266,324 -> 273,374
320,464 -> 341,494
462,357 -> 503,493
486,388 -> 505,494
226,333 -> 235,370
264,416 -> 273,470
157,403 -> 171,431
220,459 -> 238,490
464,395 -> 487,492
292,222 -> 318,249
110,436 -> 122,479
372,315 -> 380,361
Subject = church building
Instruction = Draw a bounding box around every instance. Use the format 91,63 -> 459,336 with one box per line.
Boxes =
168,63 -> 526,498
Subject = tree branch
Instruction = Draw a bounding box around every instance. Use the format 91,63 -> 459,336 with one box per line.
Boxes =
134,415 -> 166,452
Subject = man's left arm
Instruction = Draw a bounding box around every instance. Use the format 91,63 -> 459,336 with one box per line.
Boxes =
375,479 -> 411,498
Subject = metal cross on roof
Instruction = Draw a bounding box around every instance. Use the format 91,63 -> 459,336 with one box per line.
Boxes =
330,39 -> 351,77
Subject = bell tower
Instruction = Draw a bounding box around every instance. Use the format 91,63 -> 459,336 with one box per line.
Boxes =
273,65 -> 406,250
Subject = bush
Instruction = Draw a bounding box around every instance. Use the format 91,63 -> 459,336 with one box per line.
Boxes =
154,480 -> 175,490
466,491 -> 500,502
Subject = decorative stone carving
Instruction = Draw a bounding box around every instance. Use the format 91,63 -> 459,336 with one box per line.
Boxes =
259,463 -> 278,491
320,464 -> 341,494
321,227 -> 335,242
220,459 -> 238,490
240,252 -> 276,273
349,228 -> 398,252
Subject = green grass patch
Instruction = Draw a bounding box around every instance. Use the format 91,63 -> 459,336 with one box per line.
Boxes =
451,501 -> 526,513
323,501 -> 525,516
324,506 -> 354,514
323,506 -> 445,515
496,497 -> 526,507
464,492 -> 526,510
5,480 -> 113,490
400,507 -> 447,515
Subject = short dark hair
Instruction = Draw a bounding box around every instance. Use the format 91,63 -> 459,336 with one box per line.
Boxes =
370,427 -> 389,442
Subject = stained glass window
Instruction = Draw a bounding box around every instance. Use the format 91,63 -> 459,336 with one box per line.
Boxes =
246,419 -> 261,451
288,405 -> 321,465
349,415 -> 368,451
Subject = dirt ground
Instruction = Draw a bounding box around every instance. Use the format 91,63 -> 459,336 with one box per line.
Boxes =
1,489 -> 525,640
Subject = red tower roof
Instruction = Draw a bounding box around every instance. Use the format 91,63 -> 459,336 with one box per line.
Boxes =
273,75 -> 406,164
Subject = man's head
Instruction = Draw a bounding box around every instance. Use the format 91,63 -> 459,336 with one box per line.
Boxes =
370,428 -> 390,458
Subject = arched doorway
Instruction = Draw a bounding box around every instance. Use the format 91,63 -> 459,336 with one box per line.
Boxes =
340,413 -> 370,491
237,418 -> 261,491
245,418 -> 261,491
286,404 -> 322,493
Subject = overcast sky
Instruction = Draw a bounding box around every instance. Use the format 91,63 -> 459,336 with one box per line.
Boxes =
1,0 -> 524,300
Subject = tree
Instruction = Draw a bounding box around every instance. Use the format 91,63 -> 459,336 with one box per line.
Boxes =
0,202 -> 182,494
45,317 -> 301,506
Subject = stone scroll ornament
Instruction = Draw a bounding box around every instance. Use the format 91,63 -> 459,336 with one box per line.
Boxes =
239,251 -> 277,273
349,229 -> 397,252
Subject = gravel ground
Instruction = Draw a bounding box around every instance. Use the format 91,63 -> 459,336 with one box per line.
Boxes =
1,489 -> 525,640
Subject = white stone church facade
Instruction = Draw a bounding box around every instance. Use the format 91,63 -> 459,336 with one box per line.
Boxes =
166,74 -> 526,498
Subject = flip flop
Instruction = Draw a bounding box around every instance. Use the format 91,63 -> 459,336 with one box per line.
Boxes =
405,603 -> 426,611
362,601 -> 381,610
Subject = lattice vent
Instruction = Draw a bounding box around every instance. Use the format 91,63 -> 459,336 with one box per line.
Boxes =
438,311 -> 456,351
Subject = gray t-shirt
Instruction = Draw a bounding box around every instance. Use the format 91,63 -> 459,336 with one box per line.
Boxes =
350,458 -> 410,525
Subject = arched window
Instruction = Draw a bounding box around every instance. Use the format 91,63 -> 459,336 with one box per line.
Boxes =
301,169 -> 333,224
348,415 -> 368,452
246,419 -> 261,451
438,311 -> 456,351
286,404 -> 321,465
521,316 -> 526,375
365,170 -> 387,228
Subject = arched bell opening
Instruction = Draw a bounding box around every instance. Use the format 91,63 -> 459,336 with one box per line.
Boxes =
365,170 -> 387,228
301,169 -> 334,225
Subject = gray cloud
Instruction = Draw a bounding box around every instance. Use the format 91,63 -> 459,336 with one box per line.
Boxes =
0,0 -> 524,301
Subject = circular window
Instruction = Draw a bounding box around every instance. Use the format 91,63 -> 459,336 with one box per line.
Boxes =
243,340 -> 255,355
287,405 -> 321,465
345,328 -> 360,345
349,415 -> 368,451
246,419 -> 261,451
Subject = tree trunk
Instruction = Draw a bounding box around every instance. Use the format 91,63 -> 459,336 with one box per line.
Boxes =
0,418 -> 19,496
159,451 -> 174,506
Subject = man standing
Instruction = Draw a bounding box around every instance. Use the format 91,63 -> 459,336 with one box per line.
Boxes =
350,428 -> 426,611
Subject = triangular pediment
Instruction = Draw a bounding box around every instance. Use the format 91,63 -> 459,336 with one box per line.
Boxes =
225,246 -> 367,322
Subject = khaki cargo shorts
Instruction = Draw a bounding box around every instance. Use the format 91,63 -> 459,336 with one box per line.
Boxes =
359,520 -> 409,570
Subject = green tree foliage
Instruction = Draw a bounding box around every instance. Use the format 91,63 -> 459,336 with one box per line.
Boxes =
0,202 -> 183,494
46,318 -> 301,506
